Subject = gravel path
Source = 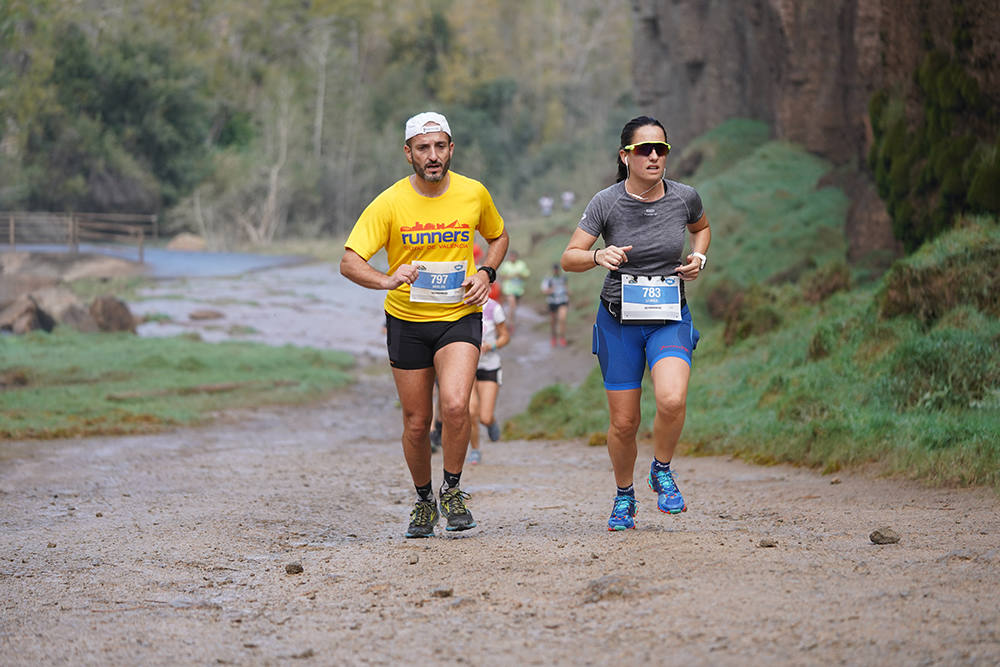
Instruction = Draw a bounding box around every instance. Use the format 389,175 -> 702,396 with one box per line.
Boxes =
2,264 -> 998,665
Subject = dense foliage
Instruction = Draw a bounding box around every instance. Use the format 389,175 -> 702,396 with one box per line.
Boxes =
0,0 -> 634,244
868,48 -> 1000,252
30,24 -> 211,210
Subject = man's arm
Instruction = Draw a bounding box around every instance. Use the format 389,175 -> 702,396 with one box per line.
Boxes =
462,228 -> 510,305
340,248 -> 418,290
481,228 -> 509,274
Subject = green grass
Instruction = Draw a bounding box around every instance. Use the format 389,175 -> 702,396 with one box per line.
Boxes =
0,329 -> 354,439
682,283 -> 1000,487
505,118 -> 1000,489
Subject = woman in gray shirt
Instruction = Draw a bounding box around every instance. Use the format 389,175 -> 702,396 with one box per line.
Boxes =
560,115 -> 711,531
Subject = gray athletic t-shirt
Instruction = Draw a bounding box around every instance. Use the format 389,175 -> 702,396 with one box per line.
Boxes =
578,179 -> 704,307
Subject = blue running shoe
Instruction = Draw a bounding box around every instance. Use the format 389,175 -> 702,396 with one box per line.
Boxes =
648,468 -> 686,514
607,494 -> 637,531
486,420 -> 501,442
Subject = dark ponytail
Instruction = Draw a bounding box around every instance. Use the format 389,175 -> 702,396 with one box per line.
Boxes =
615,115 -> 668,182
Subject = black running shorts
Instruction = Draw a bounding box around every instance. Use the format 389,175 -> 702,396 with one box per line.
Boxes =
385,312 -> 483,370
475,367 -> 501,383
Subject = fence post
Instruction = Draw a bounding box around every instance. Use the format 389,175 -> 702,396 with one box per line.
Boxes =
137,229 -> 144,263
71,215 -> 79,254
8,215 -> 14,250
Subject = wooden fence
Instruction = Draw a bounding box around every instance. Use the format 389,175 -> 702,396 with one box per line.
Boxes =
0,212 -> 158,263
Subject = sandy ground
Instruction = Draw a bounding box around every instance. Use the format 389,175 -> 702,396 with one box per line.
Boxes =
2,263 -> 999,665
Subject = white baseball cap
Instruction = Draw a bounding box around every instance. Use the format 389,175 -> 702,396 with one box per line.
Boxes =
404,112 -> 451,142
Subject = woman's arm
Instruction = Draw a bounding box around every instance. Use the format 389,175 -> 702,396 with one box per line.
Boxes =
676,213 -> 711,281
493,321 -> 511,351
560,227 -> 632,273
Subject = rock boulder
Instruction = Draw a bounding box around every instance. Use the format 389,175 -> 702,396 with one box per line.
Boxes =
0,295 -> 56,334
31,286 -> 99,333
89,295 -> 137,333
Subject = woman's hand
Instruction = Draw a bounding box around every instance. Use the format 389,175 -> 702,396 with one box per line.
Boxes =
596,245 -> 632,270
677,254 -> 702,281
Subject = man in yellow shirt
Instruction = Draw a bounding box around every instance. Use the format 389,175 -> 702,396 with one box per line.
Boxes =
340,112 -> 509,538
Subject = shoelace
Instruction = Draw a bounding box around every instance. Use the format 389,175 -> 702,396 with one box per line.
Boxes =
440,488 -> 471,515
653,469 -> 679,494
411,499 -> 436,524
612,495 -> 635,518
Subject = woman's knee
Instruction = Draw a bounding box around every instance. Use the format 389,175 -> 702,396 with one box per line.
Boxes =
655,391 -> 687,418
479,404 -> 495,425
608,413 -> 641,439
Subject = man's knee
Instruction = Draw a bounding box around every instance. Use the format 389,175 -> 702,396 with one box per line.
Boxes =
439,399 -> 470,425
402,411 -> 432,436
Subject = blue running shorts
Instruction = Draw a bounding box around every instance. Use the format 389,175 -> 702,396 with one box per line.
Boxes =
592,302 -> 700,391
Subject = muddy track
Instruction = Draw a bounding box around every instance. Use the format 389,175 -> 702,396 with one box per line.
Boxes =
2,265 -> 998,665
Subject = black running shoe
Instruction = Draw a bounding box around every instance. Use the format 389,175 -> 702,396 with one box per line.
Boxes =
486,420 -> 501,442
429,423 -> 442,453
439,486 -> 476,532
405,498 -> 439,538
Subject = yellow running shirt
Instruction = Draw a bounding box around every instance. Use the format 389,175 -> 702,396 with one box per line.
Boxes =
344,172 -> 505,322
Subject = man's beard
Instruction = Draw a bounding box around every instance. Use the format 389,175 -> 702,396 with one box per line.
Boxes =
413,154 -> 451,182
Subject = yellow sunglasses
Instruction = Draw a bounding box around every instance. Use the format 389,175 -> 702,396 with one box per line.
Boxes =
623,141 -> 671,156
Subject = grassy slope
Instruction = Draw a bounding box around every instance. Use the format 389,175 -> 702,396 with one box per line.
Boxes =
507,119 -> 1000,487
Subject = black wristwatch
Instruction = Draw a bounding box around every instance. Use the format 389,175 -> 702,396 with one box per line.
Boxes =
477,265 -> 497,283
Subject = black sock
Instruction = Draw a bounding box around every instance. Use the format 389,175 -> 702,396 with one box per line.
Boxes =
442,469 -> 462,490
415,482 -> 433,501
651,458 -> 671,473
616,484 -> 635,497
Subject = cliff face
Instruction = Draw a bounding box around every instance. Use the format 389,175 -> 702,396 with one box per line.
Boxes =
632,0 -> 1000,260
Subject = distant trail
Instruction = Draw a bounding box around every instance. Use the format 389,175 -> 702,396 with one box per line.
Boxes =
1,264 -> 998,664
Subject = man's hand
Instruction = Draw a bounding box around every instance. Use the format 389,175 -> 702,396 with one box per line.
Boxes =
462,269 -> 492,305
341,249 -> 420,291
388,264 -> 420,290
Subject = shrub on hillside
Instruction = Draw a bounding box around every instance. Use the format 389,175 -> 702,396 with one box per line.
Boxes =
879,219 -> 1000,325
722,285 -> 782,346
705,279 -> 742,320
877,328 -> 1000,410
802,261 -> 851,304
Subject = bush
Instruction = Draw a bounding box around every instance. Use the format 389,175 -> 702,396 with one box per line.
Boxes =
722,285 -> 783,345
879,219 -> 1000,324
802,261 -> 851,304
877,328 -> 1000,410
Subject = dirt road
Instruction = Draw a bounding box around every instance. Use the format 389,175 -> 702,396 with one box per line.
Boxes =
2,264 -> 999,665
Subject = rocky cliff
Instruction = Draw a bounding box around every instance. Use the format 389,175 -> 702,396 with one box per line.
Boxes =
632,0 -> 999,261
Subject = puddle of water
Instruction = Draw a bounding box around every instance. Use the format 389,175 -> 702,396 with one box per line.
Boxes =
132,263 -> 388,358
